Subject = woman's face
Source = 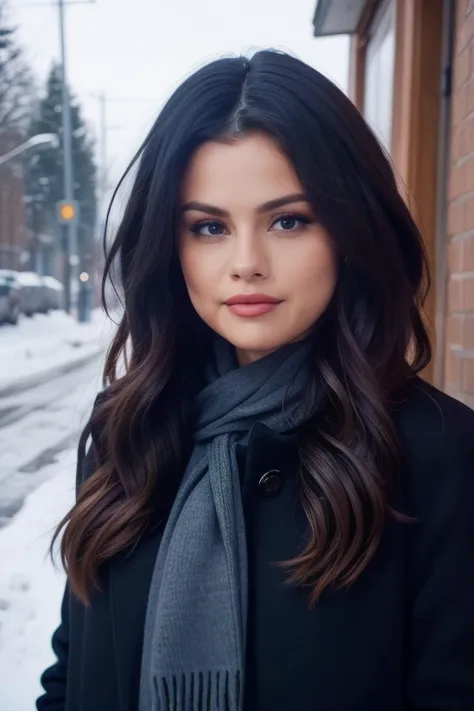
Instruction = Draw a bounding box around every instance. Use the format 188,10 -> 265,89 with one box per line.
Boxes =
179,133 -> 337,365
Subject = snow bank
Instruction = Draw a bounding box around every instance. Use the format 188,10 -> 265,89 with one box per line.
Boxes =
0,309 -> 116,391
0,448 -> 75,711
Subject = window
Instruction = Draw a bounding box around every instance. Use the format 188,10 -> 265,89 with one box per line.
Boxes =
364,1 -> 396,151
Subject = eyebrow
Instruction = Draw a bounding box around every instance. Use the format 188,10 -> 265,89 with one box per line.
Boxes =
180,193 -> 309,217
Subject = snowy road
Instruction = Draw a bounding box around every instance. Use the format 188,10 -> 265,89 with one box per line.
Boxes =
0,310 -> 111,394
0,356 -> 103,711
0,358 -> 103,526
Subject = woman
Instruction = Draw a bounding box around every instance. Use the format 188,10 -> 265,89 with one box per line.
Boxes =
37,50 -> 474,711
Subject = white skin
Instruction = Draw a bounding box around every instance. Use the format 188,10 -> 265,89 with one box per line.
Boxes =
178,132 -> 338,366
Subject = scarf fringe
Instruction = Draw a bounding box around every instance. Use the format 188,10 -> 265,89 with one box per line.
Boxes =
155,669 -> 241,711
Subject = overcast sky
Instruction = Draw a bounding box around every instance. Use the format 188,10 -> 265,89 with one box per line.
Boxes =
12,0 -> 349,208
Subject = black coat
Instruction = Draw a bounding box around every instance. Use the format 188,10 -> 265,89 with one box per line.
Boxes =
37,377 -> 474,711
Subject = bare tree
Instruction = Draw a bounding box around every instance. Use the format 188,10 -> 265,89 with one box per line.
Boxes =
0,0 -> 35,140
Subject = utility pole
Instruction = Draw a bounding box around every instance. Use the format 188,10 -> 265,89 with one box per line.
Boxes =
91,94 -> 157,215
17,0 -> 95,317
58,0 -> 78,315
77,92 -> 107,324
99,92 -> 107,210
87,92 -> 157,313
55,0 -> 95,318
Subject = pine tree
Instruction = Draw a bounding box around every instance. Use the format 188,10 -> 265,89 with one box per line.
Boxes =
0,1 -> 35,271
0,0 -> 35,139
25,63 -> 97,277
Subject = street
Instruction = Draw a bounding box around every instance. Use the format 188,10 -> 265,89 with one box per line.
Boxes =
0,358 -> 101,526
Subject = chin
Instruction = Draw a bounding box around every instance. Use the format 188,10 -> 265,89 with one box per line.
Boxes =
219,326 -> 299,359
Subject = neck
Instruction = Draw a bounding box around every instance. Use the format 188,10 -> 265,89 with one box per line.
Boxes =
235,347 -> 277,366
235,330 -> 314,367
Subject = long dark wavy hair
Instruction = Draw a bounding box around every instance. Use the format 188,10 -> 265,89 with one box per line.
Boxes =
54,50 -> 431,604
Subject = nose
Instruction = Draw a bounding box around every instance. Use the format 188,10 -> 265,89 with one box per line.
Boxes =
230,231 -> 268,282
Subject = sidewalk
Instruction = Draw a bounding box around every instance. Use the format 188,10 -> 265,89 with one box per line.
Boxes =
0,312 -> 113,710
0,309 -> 116,395
0,447 -> 75,711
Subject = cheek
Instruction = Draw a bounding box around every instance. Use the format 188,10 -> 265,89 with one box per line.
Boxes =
285,239 -> 338,306
179,243 -> 218,304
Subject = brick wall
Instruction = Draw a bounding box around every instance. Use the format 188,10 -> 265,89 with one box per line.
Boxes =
0,166 -> 27,271
0,132 -> 27,271
446,0 -> 474,407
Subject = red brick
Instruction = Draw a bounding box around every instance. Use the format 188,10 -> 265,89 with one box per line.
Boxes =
447,314 -> 464,346
449,200 -> 466,235
470,43 -> 474,74
466,157 -> 474,191
465,115 -> 474,149
459,22 -> 470,52
452,127 -> 461,160
461,356 -> 474,393
461,392 -> 474,408
449,164 -> 466,199
449,239 -> 464,272
452,126 -> 465,160
448,277 -> 464,312
461,125 -> 468,156
466,5 -> 474,33
464,199 -> 474,231
456,48 -> 470,89
462,233 -> 474,269
458,0 -> 468,27
463,275 -> 474,308
445,347 -> 462,387
453,86 -> 468,125
463,314 -> 474,348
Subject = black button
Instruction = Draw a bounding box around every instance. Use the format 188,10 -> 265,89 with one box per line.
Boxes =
257,469 -> 282,497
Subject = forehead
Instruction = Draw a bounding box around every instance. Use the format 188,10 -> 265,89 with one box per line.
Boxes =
180,133 -> 303,207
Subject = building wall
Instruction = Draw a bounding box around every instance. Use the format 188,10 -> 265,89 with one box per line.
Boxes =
446,0 -> 474,407
0,167 -> 27,270
0,132 -> 27,271
349,0 -> 445,386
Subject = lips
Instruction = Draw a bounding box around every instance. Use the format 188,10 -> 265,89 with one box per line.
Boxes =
225,294 -> 280,305
224,293 -> 282,317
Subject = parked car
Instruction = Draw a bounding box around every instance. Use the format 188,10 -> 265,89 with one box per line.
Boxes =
0,269 -> 21,292
41,276 -> 64,311
0,275 -> 21,325
15,271 -> 49,316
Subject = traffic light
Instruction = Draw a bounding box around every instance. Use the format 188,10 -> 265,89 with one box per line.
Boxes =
60,203 -> 74,221
57,199 -> 79,225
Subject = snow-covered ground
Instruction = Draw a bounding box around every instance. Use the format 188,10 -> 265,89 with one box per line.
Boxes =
0,449 -> 75,711
0,310 -> 117,710
0,359 -> 103,525
0,309 -> 115,392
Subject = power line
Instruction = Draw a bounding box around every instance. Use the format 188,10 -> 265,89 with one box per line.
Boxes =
90,95 -> 159,104
14,1 -> 95,8
88,93 -> 159,209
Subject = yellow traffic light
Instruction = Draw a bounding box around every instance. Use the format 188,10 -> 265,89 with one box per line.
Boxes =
57,199 -> 79,225
60,203 -> 75,221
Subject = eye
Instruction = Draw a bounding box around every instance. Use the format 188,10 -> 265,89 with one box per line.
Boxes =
270,213 -> 312,232
189,220 -> 228,238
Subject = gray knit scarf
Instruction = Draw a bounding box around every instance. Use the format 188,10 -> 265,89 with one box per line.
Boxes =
139,336 -> 314,711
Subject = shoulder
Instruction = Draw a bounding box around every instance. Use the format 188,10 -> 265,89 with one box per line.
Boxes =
393,375 -> 474,454
391,376 -> 474,509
